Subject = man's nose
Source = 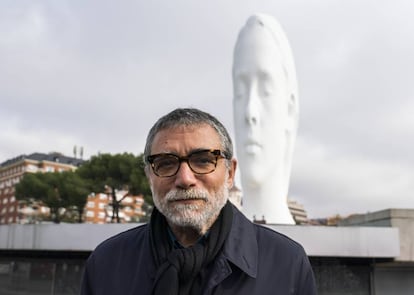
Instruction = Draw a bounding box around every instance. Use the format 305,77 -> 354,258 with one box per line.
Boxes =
174,161 -> 197,189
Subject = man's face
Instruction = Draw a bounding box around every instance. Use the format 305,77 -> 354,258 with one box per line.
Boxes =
146,124 -> 236,233
232,24 -> 289,187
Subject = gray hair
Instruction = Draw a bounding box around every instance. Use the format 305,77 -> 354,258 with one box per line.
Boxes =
144,108 -> 233,165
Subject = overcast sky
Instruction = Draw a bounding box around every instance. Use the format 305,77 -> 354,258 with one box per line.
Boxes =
1,1 -> 413,218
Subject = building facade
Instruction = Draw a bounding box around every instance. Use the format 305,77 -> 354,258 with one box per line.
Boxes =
228,185 -> 242,210
288,199 -> 309,225
83,191 -> 145,223
0,153 -> 83,224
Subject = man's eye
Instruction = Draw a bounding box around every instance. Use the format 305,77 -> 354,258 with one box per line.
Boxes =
191,155 -> 215,166
155,158 -> 176,169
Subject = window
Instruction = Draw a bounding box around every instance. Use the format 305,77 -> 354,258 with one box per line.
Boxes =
26,164 -> 38,172
86,211 -> 94,217
123,197 -> 133,203
41,207 -> 50,214
87,202 -> 95,208
98,203 -> 105,209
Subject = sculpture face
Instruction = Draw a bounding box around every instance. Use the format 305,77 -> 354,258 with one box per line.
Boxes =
233,24 -> 290,188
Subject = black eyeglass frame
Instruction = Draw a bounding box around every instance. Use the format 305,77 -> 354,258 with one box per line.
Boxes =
146,149 -> 229,177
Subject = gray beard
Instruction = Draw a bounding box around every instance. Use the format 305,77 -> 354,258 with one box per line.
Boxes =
152,182 -> 229,234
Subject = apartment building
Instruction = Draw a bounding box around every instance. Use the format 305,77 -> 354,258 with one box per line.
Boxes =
229,185 -> 242,210
84,191 -> 145,223
0,152 -> 83,224
288,199 -> 309,225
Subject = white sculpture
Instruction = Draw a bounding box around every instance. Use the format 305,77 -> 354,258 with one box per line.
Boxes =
232,14 -> 299,224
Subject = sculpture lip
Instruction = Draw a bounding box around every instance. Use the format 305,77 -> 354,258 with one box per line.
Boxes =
244,141 -> 262,154
245,139 -> 262,147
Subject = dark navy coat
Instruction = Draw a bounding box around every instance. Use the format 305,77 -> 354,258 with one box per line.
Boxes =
81,206 -> 317,294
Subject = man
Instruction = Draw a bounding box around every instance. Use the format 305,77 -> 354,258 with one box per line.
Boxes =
81,108 -> 316,295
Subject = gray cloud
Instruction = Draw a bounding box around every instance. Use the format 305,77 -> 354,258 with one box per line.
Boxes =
1,0 -> 414,218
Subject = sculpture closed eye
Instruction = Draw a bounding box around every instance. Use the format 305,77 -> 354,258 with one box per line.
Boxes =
234,71 -> 277,105
257,71 -> 276,99
233,74 -> 249,100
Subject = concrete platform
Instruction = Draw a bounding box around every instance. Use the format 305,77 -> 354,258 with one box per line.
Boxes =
0,223 -> 400,258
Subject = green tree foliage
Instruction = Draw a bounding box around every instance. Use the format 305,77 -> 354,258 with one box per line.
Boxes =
130,154 -> 152,201
76,153 -> 152,223
15,171 -> 89,223
60,172 -> 90,223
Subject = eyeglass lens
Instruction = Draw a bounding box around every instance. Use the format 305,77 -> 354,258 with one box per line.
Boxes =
151,150 -> 220,177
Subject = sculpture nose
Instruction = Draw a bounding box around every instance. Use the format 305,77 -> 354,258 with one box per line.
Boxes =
245,87 -> 260,125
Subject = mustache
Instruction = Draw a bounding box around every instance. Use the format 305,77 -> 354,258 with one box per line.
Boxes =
165,188 -> 209,202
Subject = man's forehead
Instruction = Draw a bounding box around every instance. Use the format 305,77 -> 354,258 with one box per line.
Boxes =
153,123 -> 219,143
159,123 -> 214,134
150,123 -> 222,154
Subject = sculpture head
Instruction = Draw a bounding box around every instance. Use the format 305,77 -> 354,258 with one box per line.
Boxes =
232,14 -> 299,190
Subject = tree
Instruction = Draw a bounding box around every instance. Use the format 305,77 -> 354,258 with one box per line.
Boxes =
60,172 -> 90,223
76,153 -> 152,223
16,172 -> 64,223
15,171 -> 90,223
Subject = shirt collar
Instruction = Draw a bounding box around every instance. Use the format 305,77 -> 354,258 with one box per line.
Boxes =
167,226 -> 209,249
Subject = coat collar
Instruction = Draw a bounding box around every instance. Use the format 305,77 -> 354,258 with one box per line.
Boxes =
222,205 -> 258,278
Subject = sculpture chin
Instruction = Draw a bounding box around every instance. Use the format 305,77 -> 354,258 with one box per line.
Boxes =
244,178 -> 262,189
240,166 -> 265,189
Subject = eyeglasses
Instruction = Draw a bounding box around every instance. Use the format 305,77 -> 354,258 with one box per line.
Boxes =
146,149 -> 228,177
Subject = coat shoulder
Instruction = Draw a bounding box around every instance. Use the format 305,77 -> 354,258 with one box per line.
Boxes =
92,223 -> 149,255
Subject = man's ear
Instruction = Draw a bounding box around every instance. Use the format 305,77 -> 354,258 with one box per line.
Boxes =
227,158 -> 238,189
